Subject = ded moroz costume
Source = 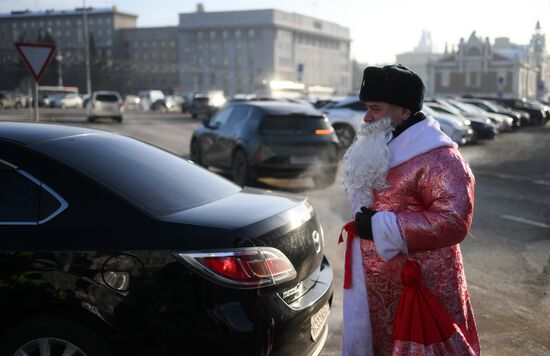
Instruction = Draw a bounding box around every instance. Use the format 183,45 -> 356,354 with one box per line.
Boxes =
340,65 -> 480,356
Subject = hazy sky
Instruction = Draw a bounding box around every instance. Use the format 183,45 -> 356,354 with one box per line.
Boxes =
1,0 -> 549,64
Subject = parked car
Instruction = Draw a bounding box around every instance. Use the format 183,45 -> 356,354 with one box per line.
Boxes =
0,122 -> 333,356
443,99 -> 512,132
151,96 -> 180,112
123,94 -> 140,110
321,97 -> 366,149
483,97 -> 546,125
10,91 -> 30,108
191,101 -> 340,187
0,92 -> 18,109
421,105 -> 476,145
424,100 -> 495,140
138,90 -> 165,111
460,98 -> 522,128
188,91 -> 227,119
87,91 -> 124,123
49,93 -> 84,109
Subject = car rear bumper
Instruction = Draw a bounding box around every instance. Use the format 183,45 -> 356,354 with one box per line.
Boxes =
150,257 -> 333,356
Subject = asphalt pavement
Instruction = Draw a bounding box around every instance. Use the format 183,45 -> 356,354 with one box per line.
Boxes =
1,108 -> 549,355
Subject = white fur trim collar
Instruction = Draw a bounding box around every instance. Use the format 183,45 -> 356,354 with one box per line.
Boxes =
388,116 -> 457,168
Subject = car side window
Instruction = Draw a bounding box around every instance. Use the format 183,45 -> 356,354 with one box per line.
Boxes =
209,107 -> 234,128
0,168 -> 40,223
227,106 -> 252,127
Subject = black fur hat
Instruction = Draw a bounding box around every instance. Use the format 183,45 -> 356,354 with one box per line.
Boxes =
359,64 -> 425,113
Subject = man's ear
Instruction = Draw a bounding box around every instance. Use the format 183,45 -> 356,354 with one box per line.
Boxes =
400,107 -> 411,120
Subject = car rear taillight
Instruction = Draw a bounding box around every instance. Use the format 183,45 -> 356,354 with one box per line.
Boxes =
173,247 -> 297,288
315,129 -> 333,135
92,100 -> 96,109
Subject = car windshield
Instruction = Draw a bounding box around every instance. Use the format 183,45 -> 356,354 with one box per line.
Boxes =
32,133 -> 241,216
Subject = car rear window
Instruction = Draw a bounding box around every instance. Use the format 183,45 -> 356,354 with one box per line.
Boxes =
96,94 -> 119,102
259,115 -> 332,134
32,134 -> 241,216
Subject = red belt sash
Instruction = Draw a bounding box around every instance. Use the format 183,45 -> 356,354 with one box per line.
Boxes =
338,220 -> 357,289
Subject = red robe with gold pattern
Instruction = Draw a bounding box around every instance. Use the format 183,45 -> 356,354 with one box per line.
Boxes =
343,116 -> 479,355
363,145 -> 480,355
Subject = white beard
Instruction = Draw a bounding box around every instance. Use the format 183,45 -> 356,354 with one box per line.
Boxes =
342,117 -> 394,210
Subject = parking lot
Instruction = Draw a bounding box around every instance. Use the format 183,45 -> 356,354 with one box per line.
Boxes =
1,108 -> 550,355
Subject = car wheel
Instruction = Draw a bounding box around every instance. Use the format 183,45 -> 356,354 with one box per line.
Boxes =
232,149 -> 251,186
0,315 -> 113,356
313,169 -> 337,189
115,116 -> 123,124
334,124 -> 356,150
190,139 -> 203,166
15,102 -> 22,109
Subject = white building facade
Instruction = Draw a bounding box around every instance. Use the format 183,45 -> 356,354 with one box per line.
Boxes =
178,8 -> 352,96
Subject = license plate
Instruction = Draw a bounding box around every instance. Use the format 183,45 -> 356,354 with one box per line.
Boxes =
290,156 -> 317,164
311,303 -> 330,341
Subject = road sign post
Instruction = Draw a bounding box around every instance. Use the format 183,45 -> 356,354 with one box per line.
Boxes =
14,42 -> 56,122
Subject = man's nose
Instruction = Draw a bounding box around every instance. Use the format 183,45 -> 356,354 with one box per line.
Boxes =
363,111 -> 374,123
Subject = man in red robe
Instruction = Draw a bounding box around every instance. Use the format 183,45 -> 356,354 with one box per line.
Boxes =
341,65 -> 480,355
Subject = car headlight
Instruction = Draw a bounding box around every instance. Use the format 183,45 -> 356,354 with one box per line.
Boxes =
463,120 -> 471,126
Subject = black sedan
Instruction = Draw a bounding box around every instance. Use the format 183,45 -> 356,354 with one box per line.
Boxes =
190,101 -> 340,188
0,122 -> 333,356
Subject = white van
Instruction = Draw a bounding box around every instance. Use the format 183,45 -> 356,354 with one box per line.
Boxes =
138,90 -> 165,111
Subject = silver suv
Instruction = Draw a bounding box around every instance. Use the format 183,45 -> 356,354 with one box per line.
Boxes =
87,91 -> 123,123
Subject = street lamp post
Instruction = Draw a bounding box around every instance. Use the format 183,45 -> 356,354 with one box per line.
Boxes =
47,28 -> 63,87
56,51 -> 63,87
83,0 -> 92,96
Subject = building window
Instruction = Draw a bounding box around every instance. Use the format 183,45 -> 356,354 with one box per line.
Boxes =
152,41 -> 157,48
223,30 -> 228,39
235,30 -> 241,38
441,71 -> 450,87
197,31 -> 203,39
210,31 -> 216,39
65,19 -> 70,26
466,71 -> 481,87
56,20 -> 61,26
169,40 -> 175,47
97,18 -> 103,25
105,18 -> 112,25
248,29 -> 255,37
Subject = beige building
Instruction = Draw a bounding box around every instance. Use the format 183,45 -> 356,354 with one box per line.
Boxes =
178,7 -> 352,96
428,27 -> 548,99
